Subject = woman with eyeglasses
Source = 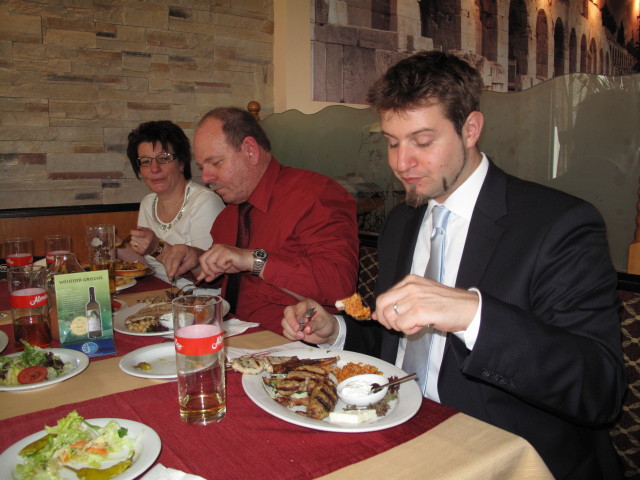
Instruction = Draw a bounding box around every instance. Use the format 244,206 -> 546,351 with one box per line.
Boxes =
120,120 -> 225,279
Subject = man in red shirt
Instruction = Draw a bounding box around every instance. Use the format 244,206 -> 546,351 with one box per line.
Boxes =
164,107 -> 359,333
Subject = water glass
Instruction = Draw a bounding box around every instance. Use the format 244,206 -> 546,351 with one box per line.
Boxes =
172,295 -> 226,425
4,237 -> 34,267
44,234 -> 72,265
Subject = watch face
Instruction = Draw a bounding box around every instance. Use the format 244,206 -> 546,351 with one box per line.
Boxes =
252,249 -> 267,275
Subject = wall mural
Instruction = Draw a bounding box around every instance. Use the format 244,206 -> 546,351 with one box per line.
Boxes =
303,0 -> 639,271
311,0 -> 638,102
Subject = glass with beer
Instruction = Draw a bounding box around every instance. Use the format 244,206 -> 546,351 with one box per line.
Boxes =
85,224 -> 116,295
172,295 -> 226,425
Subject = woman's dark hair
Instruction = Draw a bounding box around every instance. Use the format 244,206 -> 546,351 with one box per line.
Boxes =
198,107 -> 271,152
126,120 -> 192,180
367,50 -> 484,135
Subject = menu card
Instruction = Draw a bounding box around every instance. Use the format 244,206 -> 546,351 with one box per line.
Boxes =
53,270 -> 116,357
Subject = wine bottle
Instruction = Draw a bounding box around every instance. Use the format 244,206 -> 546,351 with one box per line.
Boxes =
86,286 -> 102,338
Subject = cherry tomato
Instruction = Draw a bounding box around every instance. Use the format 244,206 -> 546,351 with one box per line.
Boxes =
17,365 -> 48,384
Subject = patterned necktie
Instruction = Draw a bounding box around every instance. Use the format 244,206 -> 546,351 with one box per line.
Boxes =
225,202 -> 252,314
402,205 -> 451,395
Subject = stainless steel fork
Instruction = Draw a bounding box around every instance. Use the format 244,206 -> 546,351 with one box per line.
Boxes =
298,306 -> 315,330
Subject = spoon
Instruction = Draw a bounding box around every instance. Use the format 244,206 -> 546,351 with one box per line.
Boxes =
370,373 -> 417,393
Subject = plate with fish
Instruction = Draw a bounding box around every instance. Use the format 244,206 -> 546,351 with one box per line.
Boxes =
240,347 -> 422,433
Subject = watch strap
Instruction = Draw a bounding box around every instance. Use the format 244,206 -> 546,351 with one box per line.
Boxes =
150,240 -> 165,258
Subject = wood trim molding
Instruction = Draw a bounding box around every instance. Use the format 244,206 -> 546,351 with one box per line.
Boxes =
0,203 -> 139,219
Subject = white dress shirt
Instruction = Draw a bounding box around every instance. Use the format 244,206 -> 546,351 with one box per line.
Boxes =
395,155 -> 488,401
329,154 -> 490,403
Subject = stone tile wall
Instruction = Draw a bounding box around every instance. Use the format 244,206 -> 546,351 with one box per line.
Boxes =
0,0 -> 274,209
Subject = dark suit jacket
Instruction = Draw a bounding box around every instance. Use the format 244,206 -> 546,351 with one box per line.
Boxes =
345,161 -> 626,479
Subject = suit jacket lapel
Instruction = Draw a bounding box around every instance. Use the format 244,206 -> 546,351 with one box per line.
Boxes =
439,160 -> 508,373
456,160 -> 507,289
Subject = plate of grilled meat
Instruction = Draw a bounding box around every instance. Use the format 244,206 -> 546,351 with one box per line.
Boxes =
236,347 -> 422,432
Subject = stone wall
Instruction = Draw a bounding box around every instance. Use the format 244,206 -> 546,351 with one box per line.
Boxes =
0,0 -> 274,209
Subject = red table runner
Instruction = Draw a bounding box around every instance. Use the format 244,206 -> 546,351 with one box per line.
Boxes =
0,372 -> 456,479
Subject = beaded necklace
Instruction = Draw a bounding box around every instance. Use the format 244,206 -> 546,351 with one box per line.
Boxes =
152,182 -> 191,232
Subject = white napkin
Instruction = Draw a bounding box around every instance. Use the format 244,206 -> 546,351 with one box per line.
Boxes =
142,464 -> 207,480
223,318 -> 259,337
226,341 -> 310,360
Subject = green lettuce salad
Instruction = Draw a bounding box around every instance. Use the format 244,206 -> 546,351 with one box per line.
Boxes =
0,342 -> 69,386
15,410 -> 136,480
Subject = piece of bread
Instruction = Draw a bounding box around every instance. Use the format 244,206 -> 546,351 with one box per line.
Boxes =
231,355 -> 296,375
335,293 -> 371,320
231,356 -> 265,375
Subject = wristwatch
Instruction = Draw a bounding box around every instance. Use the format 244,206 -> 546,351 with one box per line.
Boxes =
251,249 -> 268,276
150,240 -> 165,258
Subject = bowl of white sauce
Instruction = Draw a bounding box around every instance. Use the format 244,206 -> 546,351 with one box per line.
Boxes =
337,374 -> 388,407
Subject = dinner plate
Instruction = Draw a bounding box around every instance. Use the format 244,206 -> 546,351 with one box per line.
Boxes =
0,348 -> 89,391
114,300 -> 231,337
113,303 -> 173,337
0,330 -> 8,353
115,267 -> 154,278
0,417 -> 161,479
242,347 -> 422,433
116,277 -> 137,292
119,343 -> 177,379
112,298 -> 129,311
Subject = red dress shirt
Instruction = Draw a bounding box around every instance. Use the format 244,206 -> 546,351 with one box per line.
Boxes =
211,158 -> 359,333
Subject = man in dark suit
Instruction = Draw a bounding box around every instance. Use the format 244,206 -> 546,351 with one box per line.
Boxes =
282,51 -> 626,479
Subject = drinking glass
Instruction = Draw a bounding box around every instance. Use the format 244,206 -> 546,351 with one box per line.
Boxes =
86,225 -> 116,295
4,237 -> 34,267
173,295 -> 226,425
44,234 -> 72,266
8,265 -> 51,349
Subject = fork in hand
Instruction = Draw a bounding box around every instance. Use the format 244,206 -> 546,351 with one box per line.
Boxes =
298,307 -> 316,331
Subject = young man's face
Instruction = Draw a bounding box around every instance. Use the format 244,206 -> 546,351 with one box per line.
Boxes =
380,102 -> 480,206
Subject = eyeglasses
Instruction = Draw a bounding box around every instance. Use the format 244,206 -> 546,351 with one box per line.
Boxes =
137,153 -> 176,168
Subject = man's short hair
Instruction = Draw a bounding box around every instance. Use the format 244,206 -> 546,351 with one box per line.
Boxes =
367,50 -> 484,135
199,107 -> 271,152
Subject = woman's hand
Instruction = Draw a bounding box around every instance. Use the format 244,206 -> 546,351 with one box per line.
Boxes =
130,227 -> 158,256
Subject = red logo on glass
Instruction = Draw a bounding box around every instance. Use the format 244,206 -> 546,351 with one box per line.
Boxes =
6,254 -> 33,267
175,324 -> 223,356
10,288 -> 48,309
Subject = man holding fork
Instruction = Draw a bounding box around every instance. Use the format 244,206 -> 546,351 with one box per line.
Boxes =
282,51 -> 625,479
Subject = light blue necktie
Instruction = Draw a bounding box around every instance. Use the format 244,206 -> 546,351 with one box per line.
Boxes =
402,205 -> 451,395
